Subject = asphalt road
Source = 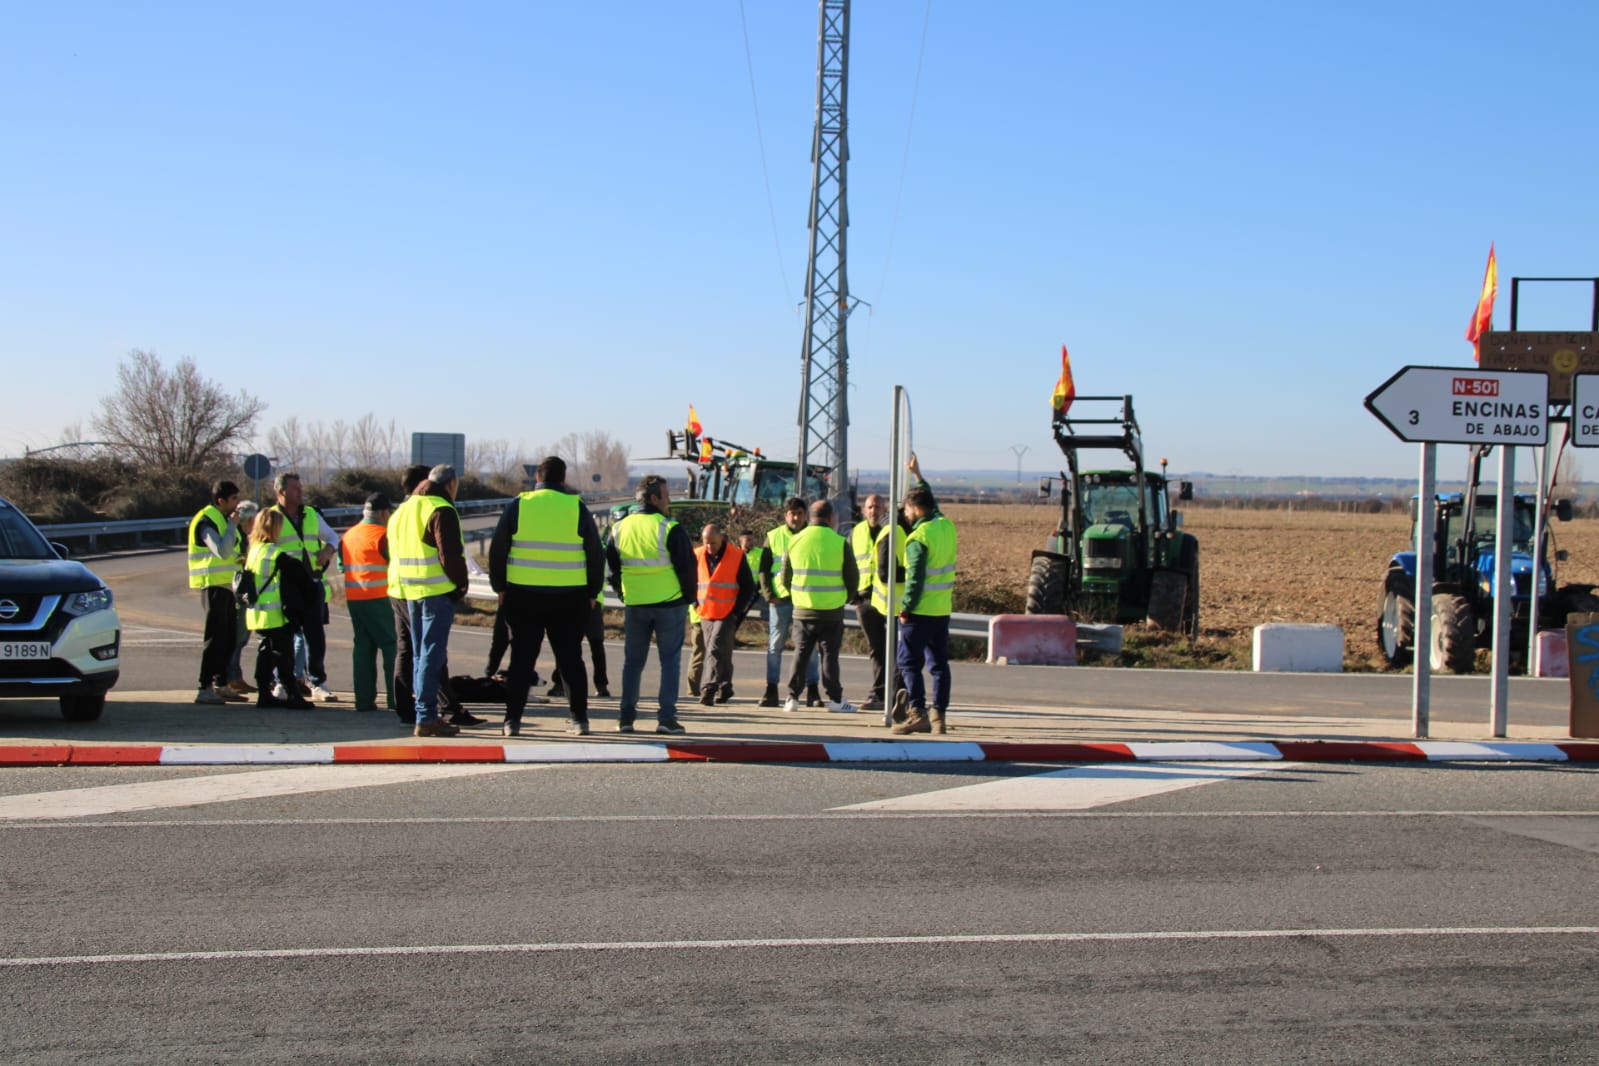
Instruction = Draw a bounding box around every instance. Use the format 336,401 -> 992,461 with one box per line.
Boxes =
4,761 -> 1599,1063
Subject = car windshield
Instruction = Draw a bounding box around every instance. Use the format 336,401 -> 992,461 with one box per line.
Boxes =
0,505 -> 57,560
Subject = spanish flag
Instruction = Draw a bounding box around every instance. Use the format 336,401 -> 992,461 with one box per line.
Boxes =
687,404 -> 703,436
1051,344 -> 1076,415
698,438 -> 713,463
1465,244 -> 1497,364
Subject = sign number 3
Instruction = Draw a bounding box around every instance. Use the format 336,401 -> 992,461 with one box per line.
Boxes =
1408,410 -> 1419,425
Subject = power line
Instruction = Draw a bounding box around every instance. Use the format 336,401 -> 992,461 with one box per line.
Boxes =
738,0 -> 792,304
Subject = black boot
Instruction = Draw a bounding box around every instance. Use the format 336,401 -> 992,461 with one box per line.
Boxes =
759,683 -> 779,708
806,683 -> 821,708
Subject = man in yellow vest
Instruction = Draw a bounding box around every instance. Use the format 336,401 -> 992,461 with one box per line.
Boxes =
388,464 -> 469,738
758,497 -> 819,707
778,500 -> 859,714
189,479 -> 248,705
340,492 -> 397,713
270,471 -> 340,702
891,454 -> 959,735
605,475 -> 698,735
694,522 -> 757,707
488,456 -> 605,737
850,493 -> 905,712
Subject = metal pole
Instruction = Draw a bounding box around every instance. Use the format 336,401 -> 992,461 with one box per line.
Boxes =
884,386 -> 905,728
1491,446 -> 1515,737
1528,424 -> 1552,677
1413,443 -> 1435,738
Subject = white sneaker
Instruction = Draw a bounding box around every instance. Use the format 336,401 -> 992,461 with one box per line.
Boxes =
781,697 -> 800,713
310,684 -> 336,702
826,699 -> 857,714
271,682 -> 288,701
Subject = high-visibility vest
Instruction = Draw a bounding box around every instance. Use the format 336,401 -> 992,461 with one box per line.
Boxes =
907,515 -> 957,617
850,521 -> 883,596
765,524 -> 801,599
786,525 -> 848,611
506,489 -> 586,588
614,511 -> 681,605
746,546 -> 767,591
244,542 -> 286,631
340,522 -> 389,602
273,505 -> 333,603
187,505 -> 238,589
695,543 -> 745,620
870,524 -> 909,616
387,495 -> 460,601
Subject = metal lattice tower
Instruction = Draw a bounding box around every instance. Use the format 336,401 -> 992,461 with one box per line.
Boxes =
795,0 -> 852,511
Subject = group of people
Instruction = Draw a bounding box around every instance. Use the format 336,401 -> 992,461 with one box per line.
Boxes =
189,453 -> 958,739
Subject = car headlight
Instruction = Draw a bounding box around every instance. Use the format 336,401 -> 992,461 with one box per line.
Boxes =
63,587 -> 114,616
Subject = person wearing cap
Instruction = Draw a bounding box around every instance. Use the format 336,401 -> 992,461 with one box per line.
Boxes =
189,479 -> 248,705
224,499 -> 261,695
341,492 -> 398,713
388,463 -> 470,737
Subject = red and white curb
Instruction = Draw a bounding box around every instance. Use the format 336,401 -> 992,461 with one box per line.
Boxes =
1,739 -> 1597,766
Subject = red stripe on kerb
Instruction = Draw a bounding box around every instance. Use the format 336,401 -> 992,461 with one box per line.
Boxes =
333,745 -> 507,763
0,745 -> 74,766
1272,741 -> 1427,762
977,742 -> 1137,763
1555,743 -> 1599,762
66,746 -> 165,765
664,742 -> 831,762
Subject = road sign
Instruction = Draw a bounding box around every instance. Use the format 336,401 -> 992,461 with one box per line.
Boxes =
1571,374 -> 1599,447
241,453 -> 271,481
1364,365 -> 1548,446
1477,330 -> 1599,404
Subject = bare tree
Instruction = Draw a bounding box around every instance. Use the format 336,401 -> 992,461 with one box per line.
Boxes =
92,349 -> 266,471
267,416 -> 308,475
350,414 -> 403,468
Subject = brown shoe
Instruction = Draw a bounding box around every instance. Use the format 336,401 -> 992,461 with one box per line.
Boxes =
413,721 -> 461,738
891,710 -> 932,735
929,710 -> 947,735
227,679 -> 257,695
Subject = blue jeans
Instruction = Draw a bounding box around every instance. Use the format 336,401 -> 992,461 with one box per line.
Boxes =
407,595 -> 456,725
765,599 -> 819,687
620,603 -> 686,725
897,613 -> 951,713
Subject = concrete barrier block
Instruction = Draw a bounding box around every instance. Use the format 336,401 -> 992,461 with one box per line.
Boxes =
988,614 -> 1077,666
1536,629 -> 1568,678
1252,623 -> 1344,673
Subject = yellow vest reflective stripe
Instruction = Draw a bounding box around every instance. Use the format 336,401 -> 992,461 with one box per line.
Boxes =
387,495 -> 460,600
908,515 -> 957,617
244,542 -> 286,630
786,526 -> 848,611
870,524 -> 909,616
506,490 -> 585,588
850,522 -> 881,596
273,505 -> 333,603
340,522 -> 389,601
765,525 -> 799,599
615,512 -> 680,605
695,544 -> 744,620
187,505 -> 238,589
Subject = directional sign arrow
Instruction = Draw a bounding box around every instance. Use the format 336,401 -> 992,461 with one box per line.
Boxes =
1364,365 -> 1548,446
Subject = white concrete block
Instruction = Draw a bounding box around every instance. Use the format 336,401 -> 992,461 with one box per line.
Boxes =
1536,629 -> 1569,678
1252,623 -> 1344,673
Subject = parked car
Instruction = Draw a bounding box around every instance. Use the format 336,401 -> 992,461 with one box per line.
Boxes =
0,497 -> 120,720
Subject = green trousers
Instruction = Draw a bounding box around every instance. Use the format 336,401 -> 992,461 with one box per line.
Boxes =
347,597 -> 397,711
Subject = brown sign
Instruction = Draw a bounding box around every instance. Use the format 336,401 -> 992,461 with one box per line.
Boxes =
1477,331 -> 1599,404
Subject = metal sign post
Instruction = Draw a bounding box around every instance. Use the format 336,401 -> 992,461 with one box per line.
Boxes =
1412,443 -> 1435,738
883,386 -> 908,728
1490,446 -> 1516,737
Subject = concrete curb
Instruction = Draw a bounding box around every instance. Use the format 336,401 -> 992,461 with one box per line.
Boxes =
3,740 -> 1598,767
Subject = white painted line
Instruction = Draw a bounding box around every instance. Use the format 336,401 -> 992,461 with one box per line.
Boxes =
824,741 -> 987,762
6,925 -> 1596,968
0,763 -> 540,821
834,761 -> 1297,812
1416,742 -> 1570,762
501,742 -> 668,762
1125,742 -> 1283,761
160,746 -> 335,765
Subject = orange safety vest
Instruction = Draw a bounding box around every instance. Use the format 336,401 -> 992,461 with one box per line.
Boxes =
340,522 -> 390,602
694,543 -> 745,621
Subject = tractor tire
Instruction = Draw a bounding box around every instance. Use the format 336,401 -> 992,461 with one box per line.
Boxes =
1376,570 -> 1415,669
1147,570 -> 1188,632
1025,555 -> 1068,615
1429,593 -> 1476,674
1179,536 -> 1200,639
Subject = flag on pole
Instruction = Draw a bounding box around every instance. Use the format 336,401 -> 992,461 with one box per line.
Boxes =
686,404 -> 703,436
1465,243 -> 1497,364
1051,344 -> 1076,415
698,438 -> 713,463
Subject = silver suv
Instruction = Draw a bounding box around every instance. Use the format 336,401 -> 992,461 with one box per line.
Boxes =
0,497 -> 120,720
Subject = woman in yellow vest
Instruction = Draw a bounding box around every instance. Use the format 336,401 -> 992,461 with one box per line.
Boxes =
244,509 -> 314,709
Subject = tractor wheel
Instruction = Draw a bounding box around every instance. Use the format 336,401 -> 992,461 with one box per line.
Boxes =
1429,593 -> 1476,674
1179,537 -> 1200,639
1376,571 -> 1415,669
1147,570 -> 1188,632
1025,555 -> 1068,615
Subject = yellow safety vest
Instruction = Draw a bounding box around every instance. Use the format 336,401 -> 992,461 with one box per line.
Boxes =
387,495 -> 460,601
907,515 -> 957,617
870,524 -> 909,616
614,511 -> 681,605
273,505 -> 333,603
187,505 -> 238,589
244,542 -> 286,631
850,522 -> 883,596
765,524 -> 801,599
746,546 -> 767,591
786,525 -> 848,611
506,490 -> 585,588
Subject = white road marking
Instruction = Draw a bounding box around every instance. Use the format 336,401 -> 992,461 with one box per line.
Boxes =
4,926 -> 1596,968
0,763 -> 541,821
118,624 -> 199,646
833,761 -> 1300,811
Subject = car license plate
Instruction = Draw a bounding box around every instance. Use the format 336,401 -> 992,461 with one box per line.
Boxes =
0,642 -> 52,661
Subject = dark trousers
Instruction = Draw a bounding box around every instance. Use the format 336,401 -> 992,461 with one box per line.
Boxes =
393,597 -> 458,723
199,587 -> 237,689
552,600 -> 608,692
699,616 -> 738,696
486,605 -> 512,677
299,604 -> 328,685
857,602 -> 902,702
505,587 -> 591,724
788,614 -> 844,703
896,613 -> 951,713
252,625 -> 295,694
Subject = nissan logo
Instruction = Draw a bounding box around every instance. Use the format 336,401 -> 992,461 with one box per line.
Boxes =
0,600 -> 17,621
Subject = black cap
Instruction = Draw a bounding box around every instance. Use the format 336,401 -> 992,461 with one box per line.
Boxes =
364,492 -> 393,511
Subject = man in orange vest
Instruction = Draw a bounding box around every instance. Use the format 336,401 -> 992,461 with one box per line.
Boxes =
340,493 -> 398,712
694,522 -> 757,707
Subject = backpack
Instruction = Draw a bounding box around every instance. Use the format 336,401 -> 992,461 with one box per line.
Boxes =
232,569 -> 260,607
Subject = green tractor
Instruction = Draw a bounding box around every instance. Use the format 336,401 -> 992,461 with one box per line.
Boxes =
663,429 -> 830,511
1024,395 -> 1200,636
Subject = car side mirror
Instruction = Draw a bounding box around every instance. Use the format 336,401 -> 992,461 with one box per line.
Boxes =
1178,481 -> 1193,501
50,541 -> 72,559
1038,477 -> 1052,499
1556,498 -> 1573,522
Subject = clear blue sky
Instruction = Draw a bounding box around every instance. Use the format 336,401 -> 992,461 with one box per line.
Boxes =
4,1 -> 1598,480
